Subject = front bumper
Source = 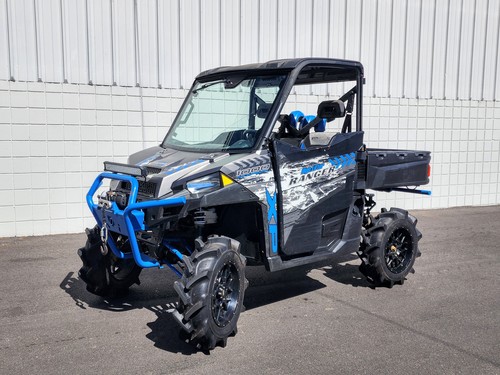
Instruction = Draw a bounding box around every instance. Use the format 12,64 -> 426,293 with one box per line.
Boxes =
86,172 -> 186,268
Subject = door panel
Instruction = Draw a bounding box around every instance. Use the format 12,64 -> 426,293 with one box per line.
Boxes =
272,131 -> 364,256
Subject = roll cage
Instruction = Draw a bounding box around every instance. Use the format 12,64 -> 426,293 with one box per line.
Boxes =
162,58 -> 365,154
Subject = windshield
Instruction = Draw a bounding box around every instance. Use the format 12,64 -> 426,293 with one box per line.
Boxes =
162,74 -> 287,152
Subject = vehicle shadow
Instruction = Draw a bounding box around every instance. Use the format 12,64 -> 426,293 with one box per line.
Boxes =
60,264 -> 327,355
321,263 -> 375,288
320,252 -> 375,288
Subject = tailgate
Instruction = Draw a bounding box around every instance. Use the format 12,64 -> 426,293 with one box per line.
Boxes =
364,149 -> 431,190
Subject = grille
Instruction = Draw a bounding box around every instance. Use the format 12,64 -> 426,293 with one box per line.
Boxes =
121,181 -> 158,197
138,181 -> 157,196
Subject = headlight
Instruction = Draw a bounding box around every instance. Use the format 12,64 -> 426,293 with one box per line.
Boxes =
185,172 -> 235,195
186,173 -> 221,194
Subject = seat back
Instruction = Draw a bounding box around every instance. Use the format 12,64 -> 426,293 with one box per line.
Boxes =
288,111 -> 304,130
300,115 -> 327,132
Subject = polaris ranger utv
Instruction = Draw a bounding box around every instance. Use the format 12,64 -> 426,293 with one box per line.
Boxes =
78,58 -> 431,350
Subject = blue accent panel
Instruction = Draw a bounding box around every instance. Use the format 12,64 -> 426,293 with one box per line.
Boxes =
301,163 -> 324,174
86,172 -> 186,269
163,159 -> 204,176
265,189 -> 278,254
269,223 -> 278,254
328,152 -> 356,169
266,189 -> 277,222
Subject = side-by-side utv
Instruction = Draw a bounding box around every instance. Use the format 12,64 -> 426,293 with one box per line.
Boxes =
78,58 -> 431,350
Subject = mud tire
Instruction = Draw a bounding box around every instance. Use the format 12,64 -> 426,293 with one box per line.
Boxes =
173,235 -> 248,350
77,226 -> 142,297
358,208 -> 422,287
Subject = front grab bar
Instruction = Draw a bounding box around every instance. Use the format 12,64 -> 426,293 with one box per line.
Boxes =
86,172 -> 186,268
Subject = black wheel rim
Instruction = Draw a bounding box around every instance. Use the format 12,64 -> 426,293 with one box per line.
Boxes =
384,227 -> 414,274
211,262 -> 240,327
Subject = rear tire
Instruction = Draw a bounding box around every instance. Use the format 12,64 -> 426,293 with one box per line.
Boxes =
173,235 -> 248,350
77,226 -> 142,297
358,208 -> 422,287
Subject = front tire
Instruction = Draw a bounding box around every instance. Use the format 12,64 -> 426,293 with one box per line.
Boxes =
77,226 -> 142,297
358,208 -> 422,287
173,235 -> 248,350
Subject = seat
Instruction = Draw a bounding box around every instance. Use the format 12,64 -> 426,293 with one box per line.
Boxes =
300,131 -> 339,148
289,110 -> 304,130
298,115 -> 329,149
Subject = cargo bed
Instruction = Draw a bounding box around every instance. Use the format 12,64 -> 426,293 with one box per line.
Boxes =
357,148 -> 431,190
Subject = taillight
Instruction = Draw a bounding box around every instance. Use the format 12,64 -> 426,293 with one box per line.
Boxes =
427,164 -> 431,177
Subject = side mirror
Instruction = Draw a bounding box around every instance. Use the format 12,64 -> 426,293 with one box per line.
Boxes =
317,100 -> 345,122
256,103 -> 271,118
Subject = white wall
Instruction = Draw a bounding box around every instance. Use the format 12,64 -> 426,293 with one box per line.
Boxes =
1,0 -> 499,237
1,79 -> 499,237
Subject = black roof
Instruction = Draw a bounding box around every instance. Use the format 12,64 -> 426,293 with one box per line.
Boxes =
196,58 -> 364,83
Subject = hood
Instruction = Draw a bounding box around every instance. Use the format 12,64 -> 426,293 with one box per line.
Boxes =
128,146 -> 245,197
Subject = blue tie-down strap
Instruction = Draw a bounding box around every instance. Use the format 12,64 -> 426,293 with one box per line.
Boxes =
86,172 -> 186,268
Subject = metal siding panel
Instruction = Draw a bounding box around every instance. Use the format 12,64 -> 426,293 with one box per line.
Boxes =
374,0 -> 392,98
9,0 -> 38,81
444,0 -> 463,99
344,0 -> 362,62
63,0 -> 90,84
311,0 -> 330,96
417,0 -> 436,99
360,0 -> 377,97
404,0 -> 421,98
294,0 -> 313,94
158,0 -> 180,88
200,0 -> 221,71
240,0 -> 259,64
311,0 -> 329,58
276,0 -> 296,59
88,0 -> 113,85
457,0 -> 476,99
496,16 -> 500,101
260,0 -> 278,62
0,0 -> 11,80
113,0 -> 136,86
0,0 -> 494,102
137,0 -> 158,87
483,0 -> 500,100
35,0 -> 64,83
470,0 -> 488,100
179,0 -> 200,88
220,0 -> 240,66
328,0 -> 346,96
431,0 -> 449,99
389,0 -> 407,97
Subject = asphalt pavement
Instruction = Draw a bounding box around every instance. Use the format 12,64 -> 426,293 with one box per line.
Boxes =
0,206 -> 499,375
